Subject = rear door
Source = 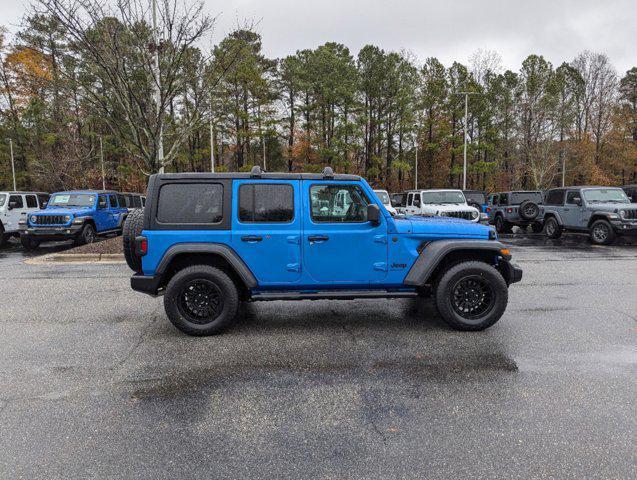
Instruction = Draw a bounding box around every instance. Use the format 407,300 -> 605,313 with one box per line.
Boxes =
302,181 -> 388,284
231,180 -> 301,285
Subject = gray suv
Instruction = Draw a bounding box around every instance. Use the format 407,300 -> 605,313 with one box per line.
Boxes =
487,191 -> 544,233
543,186 -> 637,245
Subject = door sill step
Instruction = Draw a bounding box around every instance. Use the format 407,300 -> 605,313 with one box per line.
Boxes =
250,290 -> 418,301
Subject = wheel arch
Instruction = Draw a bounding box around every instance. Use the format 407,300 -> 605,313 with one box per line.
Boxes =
543,211 -> 563,225
587,212 -> 614,229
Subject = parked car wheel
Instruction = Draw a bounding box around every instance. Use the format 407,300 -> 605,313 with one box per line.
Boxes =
20,236 -> 40,250
123,209 -> 144,273
164,265 -> 239,336
76,223 -> 96,245
531,221 -> 544,233
519,200 -> 540,221
544,217 -> 562,239
589,219 -> 616,245
494,215 -> 512,234
0,230 -> 7,248
434,261 -> 508,331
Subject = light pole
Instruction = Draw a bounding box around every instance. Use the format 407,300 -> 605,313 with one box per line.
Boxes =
99,137 -> 106,190
454,91 -> 479,190
414,132 -> 419,190
209,97 -> 215,173
7,138 -> 16,191
152,0 -> 165,173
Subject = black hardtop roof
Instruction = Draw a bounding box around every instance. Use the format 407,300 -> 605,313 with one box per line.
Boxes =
152,171 -> 362,181
547,186 -> 624,191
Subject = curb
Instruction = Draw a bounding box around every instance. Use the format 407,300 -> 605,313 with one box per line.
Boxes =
26,253 -> 126,265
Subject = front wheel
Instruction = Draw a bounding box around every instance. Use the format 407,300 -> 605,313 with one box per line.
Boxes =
20,236 -> 40,250
434,261 -> 509,331
589,219 -> 616,245
494,216 -> 511,234
164,265 -> 239,336
76,223 -> 96,245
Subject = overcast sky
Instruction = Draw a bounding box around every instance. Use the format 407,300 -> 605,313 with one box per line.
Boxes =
2,0 -> 635,74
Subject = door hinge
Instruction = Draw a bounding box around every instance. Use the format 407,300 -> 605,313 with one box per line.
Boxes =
373,262 -> 387,271
286,263 -> 300,272
373,235 -> 387,244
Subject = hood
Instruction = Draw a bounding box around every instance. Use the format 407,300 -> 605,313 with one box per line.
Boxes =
587,202 -> 634,211
393,215 -> 492,238
35,206 -> 93,217
425,203 -> 476,212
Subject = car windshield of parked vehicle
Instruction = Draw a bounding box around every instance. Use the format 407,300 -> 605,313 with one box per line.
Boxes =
583,188 -> 630,203
510,192 -> 543,204
0,194 -> 6,207
420,191 -> 466,204
374,190 -> 390,205
48,193 -> 96,207
464,192 -> 486,204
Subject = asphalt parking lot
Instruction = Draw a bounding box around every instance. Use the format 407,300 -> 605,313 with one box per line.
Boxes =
0,235 -> 635,479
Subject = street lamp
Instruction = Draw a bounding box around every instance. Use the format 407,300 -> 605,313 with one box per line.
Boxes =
414,126 -> 419,190
453,91 -> 480,190
6,138 -> 16,191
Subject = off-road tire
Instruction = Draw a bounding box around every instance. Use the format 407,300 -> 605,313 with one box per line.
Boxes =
75,223 -> 96,246
123,209 -> 144,273
20,236 -> 40,250
531,221 -> 544,233
0,228 -> 7,248
544,217 -> 562,239
164,265 -> 239,336
589,219 -> 616,245
494,215 -> 512,234
434,261 -> 508,331
519,200 -> 540,221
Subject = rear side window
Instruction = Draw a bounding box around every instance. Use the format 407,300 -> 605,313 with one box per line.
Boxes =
109,195 -> 118,208
26,195 -> 38,208
545,190 -> 565,206
239,184 -> 294,223
117,194 -> 127,207
157,183 -> 223,224
9,195 -> 23,208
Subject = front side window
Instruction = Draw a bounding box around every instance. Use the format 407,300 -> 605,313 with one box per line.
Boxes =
413,193 -> 421,207
9,195 -> 24,208
582,188 -> 630,204
566,191 -> 581,205
239,184 -> 294,223
97,196 -> 107,209
50,193 -> 96,207
157,183 -> 223,224
310,184 -> 370,223
420,191 -> 466,204
37,194 -> 49,208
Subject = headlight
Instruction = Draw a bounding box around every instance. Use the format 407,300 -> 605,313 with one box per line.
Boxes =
608,213 -> 620,219
30,215 -> 37,223
619,210 -> 626,219
64,215 -> 71,222
72,217 -> 85,224
471,210 -> 479,219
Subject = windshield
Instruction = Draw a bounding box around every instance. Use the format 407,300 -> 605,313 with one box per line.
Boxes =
464,192 -> 486,204
48,193 -> 96,207
420,191 -> 466,204
374,190 -> 390,205
583,188 -> 630,203
510,192 -> 543,205
0,194 -> 6,208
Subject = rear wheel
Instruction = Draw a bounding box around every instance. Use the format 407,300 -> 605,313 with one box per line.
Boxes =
589,219 -> 615,245
123,209 -> 144,273
544,217 -> 562,239
164,265 -> 239,336
434,261 -> 508,331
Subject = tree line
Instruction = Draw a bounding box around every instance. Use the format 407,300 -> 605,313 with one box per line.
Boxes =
1,0 -> 636,194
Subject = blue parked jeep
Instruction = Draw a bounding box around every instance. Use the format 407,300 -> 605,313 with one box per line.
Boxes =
124,167 -> 522,336
19,190 -> 128,249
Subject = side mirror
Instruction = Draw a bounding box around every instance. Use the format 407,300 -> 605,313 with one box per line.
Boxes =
8,201 -> 17,210
367,204 -> 381,225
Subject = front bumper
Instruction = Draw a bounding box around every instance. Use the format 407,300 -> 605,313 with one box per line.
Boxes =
131,274 -> 162,296
610,219 -> 637,234
20,225 -> 83,240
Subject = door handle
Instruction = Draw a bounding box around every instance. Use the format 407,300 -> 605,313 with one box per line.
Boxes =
241,235 -> 263,242
308,235 -> 329,242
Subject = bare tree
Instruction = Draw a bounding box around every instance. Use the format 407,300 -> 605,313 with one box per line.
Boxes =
469,48 -> 502,86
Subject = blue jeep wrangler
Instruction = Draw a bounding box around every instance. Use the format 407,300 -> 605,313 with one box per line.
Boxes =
124,167 -> 522,335
20,190 -> 128,248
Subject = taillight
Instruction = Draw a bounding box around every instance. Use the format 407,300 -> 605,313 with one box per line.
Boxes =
135,236 -> 148,256
486,207 -> 491,213
507,208 -> 513,213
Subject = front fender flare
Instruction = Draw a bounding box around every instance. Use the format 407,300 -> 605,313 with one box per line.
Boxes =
404,239 -> 507,286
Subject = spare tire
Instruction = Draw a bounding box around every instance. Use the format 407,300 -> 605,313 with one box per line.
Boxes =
519,200 -> 539,221
123,208 -> 144,273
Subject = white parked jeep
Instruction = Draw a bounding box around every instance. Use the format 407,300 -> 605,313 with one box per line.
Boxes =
373,189 -> 398,215
403,189 -> 483,223
0,191 -> 49,247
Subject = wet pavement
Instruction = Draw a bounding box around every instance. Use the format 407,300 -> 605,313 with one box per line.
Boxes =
0,235 -> 635,479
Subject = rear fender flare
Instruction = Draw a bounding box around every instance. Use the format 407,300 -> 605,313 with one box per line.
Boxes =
543,210 -> 564,226
404,240 -> 507,286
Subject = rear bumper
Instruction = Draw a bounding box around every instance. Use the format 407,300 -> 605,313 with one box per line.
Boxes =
131,274 -> 162,296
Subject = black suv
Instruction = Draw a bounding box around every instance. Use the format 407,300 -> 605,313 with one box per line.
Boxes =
487,191 -> 544,233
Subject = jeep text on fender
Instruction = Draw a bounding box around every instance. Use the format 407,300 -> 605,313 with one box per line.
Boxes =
125,167 -> 522,336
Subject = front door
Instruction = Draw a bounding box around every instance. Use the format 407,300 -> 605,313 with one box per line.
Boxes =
563,190 -> 584,228
231,180 -> 301,286
93,195 -> 110,231
302,181 -> 388,284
